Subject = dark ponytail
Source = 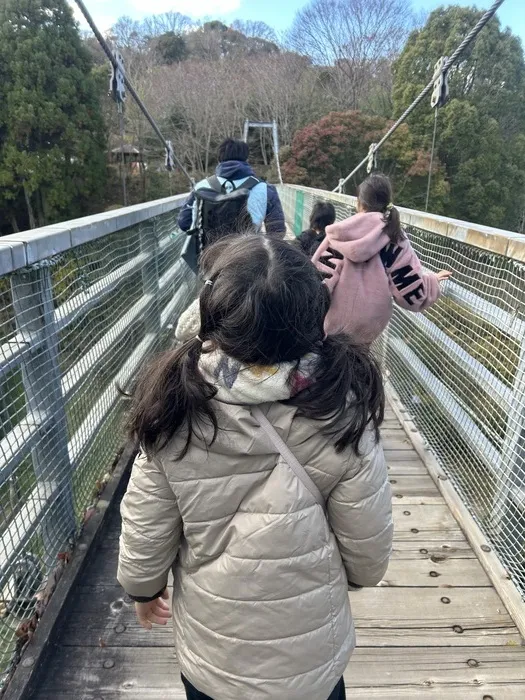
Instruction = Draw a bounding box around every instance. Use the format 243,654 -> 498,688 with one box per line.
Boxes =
382,204 -> 403,245
125,337 -> 218,458
358,173 -> 404,244
287,334 -> 384,452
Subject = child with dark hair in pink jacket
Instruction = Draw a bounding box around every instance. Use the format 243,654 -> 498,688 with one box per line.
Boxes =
312,174 -> 451,344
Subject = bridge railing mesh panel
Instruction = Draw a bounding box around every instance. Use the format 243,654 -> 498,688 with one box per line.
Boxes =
279,184 -> 525,601
0,206 -> 196,682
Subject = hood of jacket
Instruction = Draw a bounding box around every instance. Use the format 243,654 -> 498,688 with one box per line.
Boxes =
325,212 -> 390,263
216,159 -> 257,181
199,348 -> 318,404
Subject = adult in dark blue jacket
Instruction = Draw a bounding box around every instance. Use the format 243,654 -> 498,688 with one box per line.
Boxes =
178,139 -> 286,236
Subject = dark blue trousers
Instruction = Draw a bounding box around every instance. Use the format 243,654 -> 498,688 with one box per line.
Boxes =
181,674 -> 346,700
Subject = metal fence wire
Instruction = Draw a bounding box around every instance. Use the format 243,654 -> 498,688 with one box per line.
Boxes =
0,202 -> 196,683
279,184 -> 525,600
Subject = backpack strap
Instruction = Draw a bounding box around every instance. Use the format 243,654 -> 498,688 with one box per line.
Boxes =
206,175 -> 223,193
241,176 -> 260,191
252,406 -> 326,512
207,175 -> 260,193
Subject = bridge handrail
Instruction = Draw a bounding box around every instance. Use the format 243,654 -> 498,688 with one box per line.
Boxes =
0,195 -> 188,275
283,184 -> 525,262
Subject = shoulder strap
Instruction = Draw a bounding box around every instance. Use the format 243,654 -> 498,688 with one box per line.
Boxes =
241,176 -> 260,191
206,175 -> 223,193
207,175 -> 259,193
252,406 -> 326,512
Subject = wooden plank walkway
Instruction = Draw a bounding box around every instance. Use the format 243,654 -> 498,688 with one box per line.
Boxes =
30,403 -> 525,699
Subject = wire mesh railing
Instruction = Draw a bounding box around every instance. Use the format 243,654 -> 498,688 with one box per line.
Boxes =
279,183 -> 525,601
0,196 -> 196,684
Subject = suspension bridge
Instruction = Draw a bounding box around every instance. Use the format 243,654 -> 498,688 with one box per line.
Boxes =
0,0 -> 524,696
0,185 -> 524,699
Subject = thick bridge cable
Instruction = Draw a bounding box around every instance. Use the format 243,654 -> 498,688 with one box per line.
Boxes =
334,0 -> 507,192
73,0 -> 194,187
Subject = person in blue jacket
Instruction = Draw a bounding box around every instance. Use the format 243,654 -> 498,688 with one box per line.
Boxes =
177,139 -> 286,236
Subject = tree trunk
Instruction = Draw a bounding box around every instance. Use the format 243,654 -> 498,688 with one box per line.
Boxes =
9,213 -> 20,233
36,189 -> 46,228
140,158 -> 146,201
204,130 -> 212,173
23,183 -> 37,229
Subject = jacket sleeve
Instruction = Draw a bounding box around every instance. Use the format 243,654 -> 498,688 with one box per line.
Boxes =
175,298 -> 201,343
178,192 -> 196,232
328,431 -> 393,587
385,237 -> 441,312
312,238 -> 344,293
118,451 -> 181,599
264,185 -> 286,236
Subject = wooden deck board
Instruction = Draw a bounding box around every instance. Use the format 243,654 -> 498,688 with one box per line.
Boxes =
388,473 -> 440,496
31,646 -> 525,699
381,557 -> 491,587
60,585 -> 520,650
29,401 -> 525,700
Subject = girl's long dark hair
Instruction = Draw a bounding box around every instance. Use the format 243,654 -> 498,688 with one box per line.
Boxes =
126,235 -> 384,458
309,200 -> 336,234
358,173 -> 404,244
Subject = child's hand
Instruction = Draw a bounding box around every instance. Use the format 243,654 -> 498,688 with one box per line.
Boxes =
436,270 -> 452,282
135,589 -> 171,630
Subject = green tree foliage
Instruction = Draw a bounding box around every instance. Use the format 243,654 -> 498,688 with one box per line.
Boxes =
0,0 -> 107,233
392,6 -> 525,230
155,31 -> 188,65
281,111 -> 448,211
186,21 -> 279,60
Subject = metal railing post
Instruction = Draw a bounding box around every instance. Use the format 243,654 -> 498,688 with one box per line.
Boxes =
139,218 -> 161,343
10,266 -> 75,569
491,341 -> 525,532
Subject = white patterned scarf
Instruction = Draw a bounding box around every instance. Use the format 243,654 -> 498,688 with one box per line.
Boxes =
199,349 -> 319,405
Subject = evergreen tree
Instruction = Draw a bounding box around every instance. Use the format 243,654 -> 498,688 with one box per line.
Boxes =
155,31 -> 188,65
392,6 -> 525,230
0,0 -> 107,233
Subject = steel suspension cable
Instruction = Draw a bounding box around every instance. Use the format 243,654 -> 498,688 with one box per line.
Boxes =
334,0 -> 507,192
73,0 -> 194,186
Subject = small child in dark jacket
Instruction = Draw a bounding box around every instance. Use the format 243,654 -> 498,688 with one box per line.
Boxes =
296,201 -> 336,256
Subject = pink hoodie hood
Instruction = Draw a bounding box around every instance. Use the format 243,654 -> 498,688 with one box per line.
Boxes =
325,212 -> 390,263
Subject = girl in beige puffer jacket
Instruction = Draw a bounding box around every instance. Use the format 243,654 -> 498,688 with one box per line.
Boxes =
118,235 -> 393,700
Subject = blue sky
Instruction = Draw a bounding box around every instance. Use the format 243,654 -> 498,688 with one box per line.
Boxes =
70,0 -> 524,48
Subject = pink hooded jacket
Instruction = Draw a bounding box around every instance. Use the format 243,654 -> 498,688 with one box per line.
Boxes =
312,212 -> 441,344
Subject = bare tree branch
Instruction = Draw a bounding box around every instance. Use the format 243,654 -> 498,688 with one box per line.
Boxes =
286,0 -> 418,108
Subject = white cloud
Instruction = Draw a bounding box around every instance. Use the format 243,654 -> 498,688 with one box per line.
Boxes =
130,0 -> 242,19
69,2 -> 116,32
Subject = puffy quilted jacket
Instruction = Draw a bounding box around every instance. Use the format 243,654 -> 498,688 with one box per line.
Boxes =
118,400 -> 392,700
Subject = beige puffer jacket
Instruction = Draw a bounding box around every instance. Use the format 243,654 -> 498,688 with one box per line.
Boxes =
118,366 -> 392,700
